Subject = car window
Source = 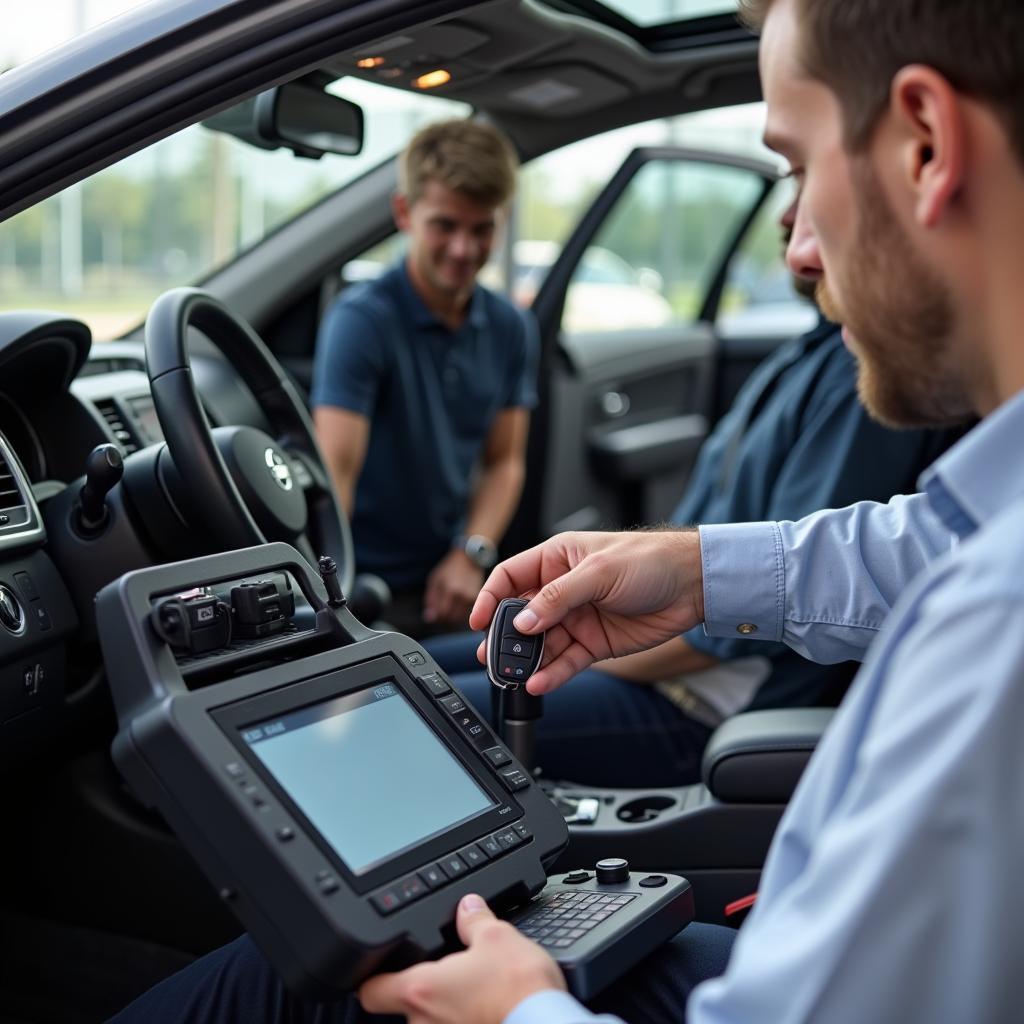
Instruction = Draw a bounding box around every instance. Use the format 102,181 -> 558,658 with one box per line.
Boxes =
0,78 -> 468,341
562,159 -> 764,334
717,176 -> 819,340
349,102 -> 780,311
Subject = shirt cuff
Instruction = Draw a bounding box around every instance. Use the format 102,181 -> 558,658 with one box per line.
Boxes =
504,990 -> 611,1024
699,521 -> 784,643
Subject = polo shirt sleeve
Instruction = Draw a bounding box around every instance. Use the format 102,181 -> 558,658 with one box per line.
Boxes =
686,344 -> 939,664
310,297 -> 388,416
500,307 -> 540,410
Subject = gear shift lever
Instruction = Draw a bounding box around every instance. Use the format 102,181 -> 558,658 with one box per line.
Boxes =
74,443 -> 124,538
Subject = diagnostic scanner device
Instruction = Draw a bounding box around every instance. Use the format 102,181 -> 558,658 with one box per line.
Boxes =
97,544 -> 692,1002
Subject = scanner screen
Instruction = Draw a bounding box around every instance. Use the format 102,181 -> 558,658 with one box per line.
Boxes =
239,681 -> 494,874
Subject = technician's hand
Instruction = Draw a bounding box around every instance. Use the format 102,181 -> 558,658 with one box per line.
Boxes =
424,550 -> 485,626
358,893 -> 565,1024
469,529 -> 704,695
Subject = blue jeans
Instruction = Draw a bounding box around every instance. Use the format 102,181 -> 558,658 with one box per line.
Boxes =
422,633 -> 713,788
109,924 -> 737,1023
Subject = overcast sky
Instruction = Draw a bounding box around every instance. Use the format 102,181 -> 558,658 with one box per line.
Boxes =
3,0 -> 151,66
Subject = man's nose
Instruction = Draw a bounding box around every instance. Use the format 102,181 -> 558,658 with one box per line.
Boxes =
785,207 -> 823,282
448,231 -> 477,260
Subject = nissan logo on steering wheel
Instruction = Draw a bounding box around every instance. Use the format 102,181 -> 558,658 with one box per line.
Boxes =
264,447 -> 294,491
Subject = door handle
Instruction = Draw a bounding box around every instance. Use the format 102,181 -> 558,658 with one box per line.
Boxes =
601,391 -> 630,417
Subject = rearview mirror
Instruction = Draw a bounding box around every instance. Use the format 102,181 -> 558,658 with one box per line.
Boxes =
203,79 -> 364,159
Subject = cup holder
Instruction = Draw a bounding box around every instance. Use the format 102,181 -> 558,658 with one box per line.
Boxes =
616,794 -> 677,824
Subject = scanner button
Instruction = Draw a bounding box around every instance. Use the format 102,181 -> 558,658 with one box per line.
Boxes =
512,822 -> 532,841
438,854 -> 468,880
458,845 -> 487,870
563,870 -> 591,884
419,864 -> 446,889
498,767 -> 531,792
371,888 -> 403,915
317,875 -> 340,895
639,874 -> 668,887
500,636 -> 535,659
275,827 -> 295,842
482,746 -> 512,768
242,784 -> 268,809
477,836 -> 502,859
492,827 -> 521,851
453,711 -> 487,745
417,672 -> 451,698
396,874 -> 427,903
439,693 -> 467,715
403,652 -> 426,667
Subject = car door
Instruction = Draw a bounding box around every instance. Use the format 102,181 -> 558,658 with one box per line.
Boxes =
511,146 -> 786,550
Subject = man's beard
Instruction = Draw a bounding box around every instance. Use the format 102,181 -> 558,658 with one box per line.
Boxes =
815,162 -> 974,429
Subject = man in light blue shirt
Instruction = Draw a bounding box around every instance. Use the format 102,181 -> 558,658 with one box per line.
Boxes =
109,0 -> 1024,1021
358,0 -> 1024,1020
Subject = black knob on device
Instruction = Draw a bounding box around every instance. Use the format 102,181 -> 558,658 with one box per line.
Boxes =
75,443 -> 124,537
595,857 -> 630,885
318,555 -> 347,607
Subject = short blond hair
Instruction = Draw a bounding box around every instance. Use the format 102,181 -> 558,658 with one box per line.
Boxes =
398,120 -> 518,208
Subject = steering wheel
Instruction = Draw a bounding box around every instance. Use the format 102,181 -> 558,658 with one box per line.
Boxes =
144,287 -> 354,593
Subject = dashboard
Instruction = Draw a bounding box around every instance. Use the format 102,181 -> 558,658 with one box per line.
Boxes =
0,310 -> 284,760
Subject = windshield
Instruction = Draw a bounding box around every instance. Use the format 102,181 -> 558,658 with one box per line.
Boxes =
0,75 -> 468,340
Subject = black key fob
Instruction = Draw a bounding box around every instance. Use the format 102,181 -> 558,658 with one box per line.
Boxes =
486,597 -> 545,690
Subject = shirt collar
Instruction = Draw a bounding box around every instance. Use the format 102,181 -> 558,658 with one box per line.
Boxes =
920,385 -> 1024,538
397,259 -> 486,332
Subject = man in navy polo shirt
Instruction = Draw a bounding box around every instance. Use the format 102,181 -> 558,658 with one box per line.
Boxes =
312,120 -> 538,637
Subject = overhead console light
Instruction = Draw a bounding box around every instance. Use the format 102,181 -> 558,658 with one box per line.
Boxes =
357,56 -> 386,69
413,69 -> 451,90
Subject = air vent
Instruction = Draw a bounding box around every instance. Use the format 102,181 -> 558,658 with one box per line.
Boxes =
0,450 -> 23,511
95,399 -> 139,455
79,356 -> 146,377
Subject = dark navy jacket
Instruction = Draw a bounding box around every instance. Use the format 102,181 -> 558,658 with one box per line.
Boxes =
675,319 -> 959,710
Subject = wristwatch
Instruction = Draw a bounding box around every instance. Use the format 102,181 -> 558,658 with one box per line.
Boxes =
456,533 -> 498,570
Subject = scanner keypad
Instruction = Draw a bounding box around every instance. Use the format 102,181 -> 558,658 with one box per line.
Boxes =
514,889 -> 638,948
370,822 -> 533,915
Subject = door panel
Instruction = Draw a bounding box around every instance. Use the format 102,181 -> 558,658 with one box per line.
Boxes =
542,323 -> 716,532
527,147 -> 777,538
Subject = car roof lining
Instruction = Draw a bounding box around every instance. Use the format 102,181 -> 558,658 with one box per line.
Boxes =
322,0 -> 760,158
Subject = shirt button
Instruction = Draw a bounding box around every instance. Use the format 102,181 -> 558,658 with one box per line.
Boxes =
736,623 -> 758,635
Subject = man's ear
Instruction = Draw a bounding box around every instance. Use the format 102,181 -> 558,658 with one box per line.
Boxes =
391,192 -> 411,232
890,64 -> 965,229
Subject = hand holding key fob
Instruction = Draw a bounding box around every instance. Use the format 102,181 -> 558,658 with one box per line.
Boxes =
486,597 -> 545,689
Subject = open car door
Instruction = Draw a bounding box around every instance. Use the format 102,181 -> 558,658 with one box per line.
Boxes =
511,146 -> 810,549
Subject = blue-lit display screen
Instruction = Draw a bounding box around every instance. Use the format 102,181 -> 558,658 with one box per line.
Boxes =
239,681 -> 494,874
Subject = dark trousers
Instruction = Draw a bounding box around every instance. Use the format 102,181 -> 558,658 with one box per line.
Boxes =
109,924 -> 736,1023
423,633 -> 713,789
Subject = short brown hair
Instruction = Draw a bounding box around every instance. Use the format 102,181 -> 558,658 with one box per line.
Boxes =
739,0 -> 1024,164
398,120 -> 518,208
